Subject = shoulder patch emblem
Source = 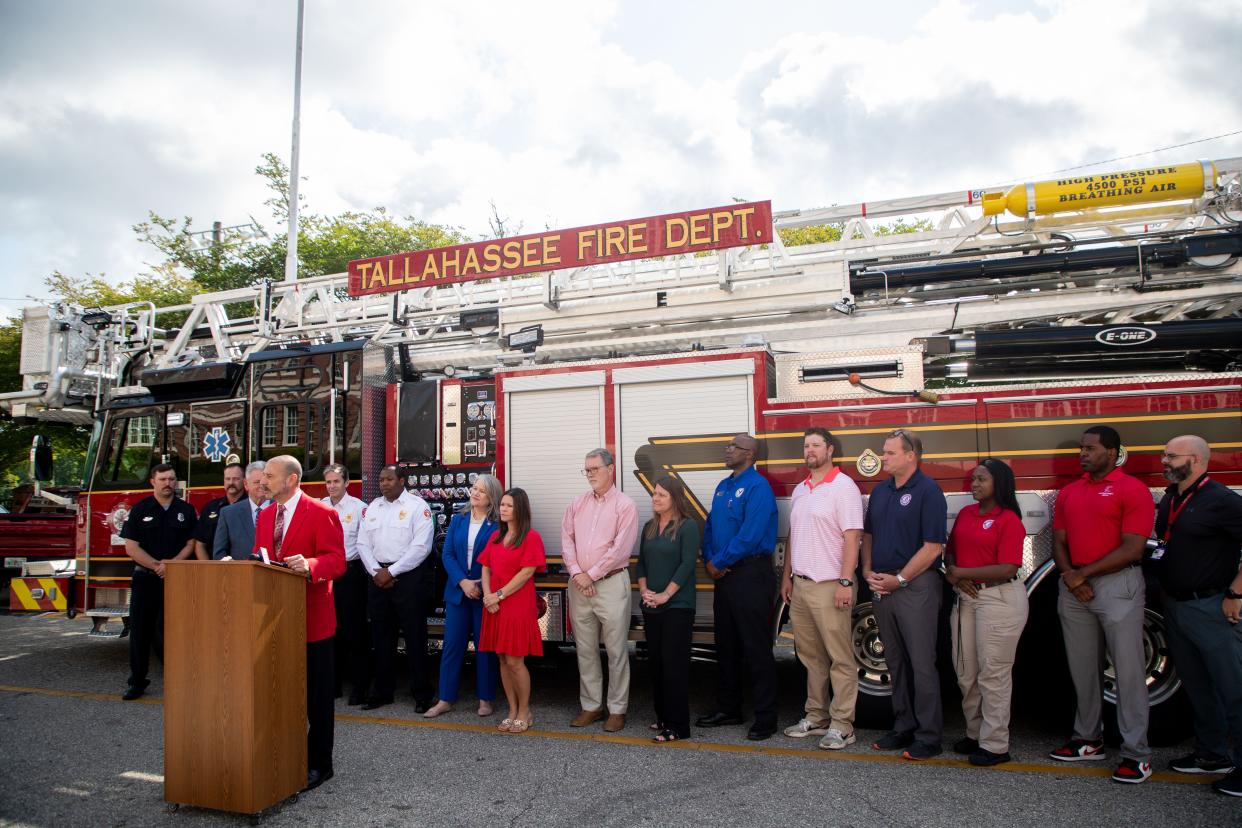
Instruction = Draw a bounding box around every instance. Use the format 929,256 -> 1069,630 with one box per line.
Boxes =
423,509 -> 431,519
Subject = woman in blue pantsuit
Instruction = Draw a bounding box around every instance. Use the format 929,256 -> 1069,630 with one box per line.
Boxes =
424,474 -> 502,718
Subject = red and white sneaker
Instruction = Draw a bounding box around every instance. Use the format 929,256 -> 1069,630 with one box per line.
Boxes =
1112,758 -> 1153,784
1049,739 -> 1106,762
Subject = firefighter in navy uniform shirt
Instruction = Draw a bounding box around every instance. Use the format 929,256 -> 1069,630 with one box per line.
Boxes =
1152,435 -> 1242,799
192,462 -> 245,560
120,463 -> 197,701
696,433 -> 780,741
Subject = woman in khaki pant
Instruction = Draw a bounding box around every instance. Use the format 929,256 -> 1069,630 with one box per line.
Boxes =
945,459 -> 1029,766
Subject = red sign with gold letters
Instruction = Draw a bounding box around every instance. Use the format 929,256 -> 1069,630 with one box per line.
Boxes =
346,200 -> 773,297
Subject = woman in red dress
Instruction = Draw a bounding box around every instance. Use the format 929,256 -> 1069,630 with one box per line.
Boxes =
479,487 -> 546,733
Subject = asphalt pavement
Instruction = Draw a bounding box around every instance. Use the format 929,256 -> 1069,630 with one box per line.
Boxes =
0,612 -> 1235,827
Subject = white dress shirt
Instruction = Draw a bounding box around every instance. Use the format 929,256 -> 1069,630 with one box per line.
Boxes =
322,493 -> 366,561
356,489 -> 434,577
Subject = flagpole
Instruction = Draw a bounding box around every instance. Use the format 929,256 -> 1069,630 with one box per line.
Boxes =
283,0 -> 305,282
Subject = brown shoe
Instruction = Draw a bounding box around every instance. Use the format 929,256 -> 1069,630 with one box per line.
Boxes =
571,709 -> 605,728
603,713 -> 626,733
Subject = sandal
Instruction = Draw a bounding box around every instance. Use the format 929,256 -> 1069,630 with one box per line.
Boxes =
509,719 -> 530,733
497,718 -> 514,733
654,728 -> 685,743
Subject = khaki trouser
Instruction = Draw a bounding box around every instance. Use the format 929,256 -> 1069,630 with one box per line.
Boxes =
950,580 -> 1029,754
790,576 -> 858,733
568,571 -> 632,714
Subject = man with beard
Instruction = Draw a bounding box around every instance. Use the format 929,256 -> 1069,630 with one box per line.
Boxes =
1152,435 -> 1242,798
1050,425 -> 1155,784
194,462 -> 245,560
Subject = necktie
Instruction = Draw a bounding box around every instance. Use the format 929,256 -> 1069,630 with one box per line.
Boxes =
273,504 -> 286,558
253,505 -> 260,529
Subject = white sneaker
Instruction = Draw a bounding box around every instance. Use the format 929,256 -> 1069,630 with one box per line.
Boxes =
818,728 -> 857,750
783,719 -> 829,738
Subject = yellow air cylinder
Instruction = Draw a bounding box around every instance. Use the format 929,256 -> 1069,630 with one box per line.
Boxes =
981,161 -> 1217,217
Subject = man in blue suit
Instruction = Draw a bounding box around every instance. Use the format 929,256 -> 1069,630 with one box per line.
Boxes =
423,474 -> 502,718
213,461 -> 271,560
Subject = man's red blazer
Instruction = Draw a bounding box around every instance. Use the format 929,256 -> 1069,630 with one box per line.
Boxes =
253,492 -> 347,643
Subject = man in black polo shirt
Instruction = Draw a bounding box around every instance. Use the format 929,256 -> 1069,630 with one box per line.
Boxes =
120,463 -> 197,700
863,429 -> 948,760
1152,435 -> 1242,797
193,462 -> 245,560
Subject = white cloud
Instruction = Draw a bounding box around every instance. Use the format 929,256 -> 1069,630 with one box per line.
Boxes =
0,0 -> 1238,310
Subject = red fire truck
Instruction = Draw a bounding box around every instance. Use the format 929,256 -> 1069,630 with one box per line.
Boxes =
2,158 -> 1240,734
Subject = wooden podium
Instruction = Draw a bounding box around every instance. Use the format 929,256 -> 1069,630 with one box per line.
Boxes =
163,560 -> 308,814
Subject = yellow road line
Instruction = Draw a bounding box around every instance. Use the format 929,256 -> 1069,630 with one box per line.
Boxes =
0,683 -> 1209,786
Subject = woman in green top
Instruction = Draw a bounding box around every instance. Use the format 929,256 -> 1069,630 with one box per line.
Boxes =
638,476 -> 700,743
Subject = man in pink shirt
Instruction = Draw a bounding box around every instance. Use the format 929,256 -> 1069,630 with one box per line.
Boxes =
562,448 -> 639,732
781,427 -> 865,750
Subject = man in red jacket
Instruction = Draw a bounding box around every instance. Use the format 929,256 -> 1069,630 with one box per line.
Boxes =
255,455 -> 346,791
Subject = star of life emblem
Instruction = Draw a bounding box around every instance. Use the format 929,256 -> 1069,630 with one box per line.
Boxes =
203,427 -> 232,463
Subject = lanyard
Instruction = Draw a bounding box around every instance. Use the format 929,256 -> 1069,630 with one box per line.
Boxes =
1163,475 -> 1209,543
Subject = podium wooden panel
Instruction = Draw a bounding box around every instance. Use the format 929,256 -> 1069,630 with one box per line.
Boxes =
163,560 -> 307,814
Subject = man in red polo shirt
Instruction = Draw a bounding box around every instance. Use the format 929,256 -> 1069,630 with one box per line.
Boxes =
1050,425 -> 1155,784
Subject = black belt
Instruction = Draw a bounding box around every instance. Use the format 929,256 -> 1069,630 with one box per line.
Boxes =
1166,588 -> 1223,602
731,555 -> 771,568
973,576 -> 1019,590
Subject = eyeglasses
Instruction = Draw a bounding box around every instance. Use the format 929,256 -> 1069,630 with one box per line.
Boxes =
726,443 -> 754,452
580,466 -> 606,476
1160,453 -> 1196,461
889,429 -> 915,452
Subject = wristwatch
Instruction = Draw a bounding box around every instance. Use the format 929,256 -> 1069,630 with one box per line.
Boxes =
895,573 -> 910,589
496,588 -> 505,601
838,578 -> 853,587
1227,588 -> 1242,600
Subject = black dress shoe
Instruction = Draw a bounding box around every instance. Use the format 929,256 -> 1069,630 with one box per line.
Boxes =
305,768 -> 334,791
361,697 -> 393,711
347,693 -> 366,706
747,724 -> 777,741
695,711 -> 744,728
121,686 -> 145,701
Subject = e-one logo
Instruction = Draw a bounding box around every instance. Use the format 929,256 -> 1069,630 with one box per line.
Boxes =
1095,326 -> 1156,347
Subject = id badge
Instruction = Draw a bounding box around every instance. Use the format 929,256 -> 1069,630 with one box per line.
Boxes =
1150,543 -> 1166,561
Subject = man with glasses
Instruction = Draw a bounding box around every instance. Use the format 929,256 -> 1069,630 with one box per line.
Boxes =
696,433 -> 780,740
1050,425 -> 1155,784
562,448 -> 639,732
863,429 -> 948,760
1150,435 -> 1242,797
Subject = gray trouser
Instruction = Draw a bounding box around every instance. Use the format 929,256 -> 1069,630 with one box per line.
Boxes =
1163,595 -> 1242,767
1057,566 -> 1151,762
873,569 -> 943,745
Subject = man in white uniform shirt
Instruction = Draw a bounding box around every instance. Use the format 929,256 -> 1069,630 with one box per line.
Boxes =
322,463 -> 371,706
356,465 -> 436,712
780,427 -> 865,750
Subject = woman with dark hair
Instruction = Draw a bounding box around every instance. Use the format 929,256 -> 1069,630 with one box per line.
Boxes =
425,473 -> 503,719
945,458 -> 1029,766
637,476 -> 700,743
479,488 -> 546,734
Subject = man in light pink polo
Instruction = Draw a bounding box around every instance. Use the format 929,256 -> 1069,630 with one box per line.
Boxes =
562,447 -> 639,732
781,427 -> 865,750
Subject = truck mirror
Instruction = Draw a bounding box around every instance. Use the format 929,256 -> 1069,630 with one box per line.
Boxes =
31,435 -> 54,482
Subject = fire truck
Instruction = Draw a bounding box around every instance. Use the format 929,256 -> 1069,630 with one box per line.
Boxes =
2,158 -> 1240,734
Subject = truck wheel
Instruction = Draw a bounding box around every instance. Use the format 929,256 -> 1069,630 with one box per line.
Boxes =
851,601 -> 895,728
67,608 -> 77,619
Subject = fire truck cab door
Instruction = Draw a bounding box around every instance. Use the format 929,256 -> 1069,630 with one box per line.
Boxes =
182,399 -> 248,491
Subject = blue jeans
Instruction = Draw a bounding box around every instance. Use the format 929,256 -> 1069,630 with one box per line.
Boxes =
1164,595 -> 1242,766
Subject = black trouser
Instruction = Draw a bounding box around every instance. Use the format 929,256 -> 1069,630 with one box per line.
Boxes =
368,562 -> 434,704
712,556 -> 779,728
307,637 -> 336,775
127,569 -> 164,688
873,569 -> 943,745
645,608 -> 694,737
334,559 -> 372,697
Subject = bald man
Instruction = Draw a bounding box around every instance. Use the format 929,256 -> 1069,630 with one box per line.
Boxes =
1151,436 -> 1242,798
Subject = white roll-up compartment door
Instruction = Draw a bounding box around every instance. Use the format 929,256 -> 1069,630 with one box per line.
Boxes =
506,384 -> 604,555
615,375 -> 755,529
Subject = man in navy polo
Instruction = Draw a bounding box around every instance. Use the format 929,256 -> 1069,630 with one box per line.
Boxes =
696,433 -> 780,741
863,429 -> 948,760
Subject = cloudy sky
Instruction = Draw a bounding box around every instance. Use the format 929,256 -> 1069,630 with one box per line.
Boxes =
1,0 -> 1239,316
